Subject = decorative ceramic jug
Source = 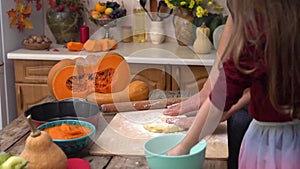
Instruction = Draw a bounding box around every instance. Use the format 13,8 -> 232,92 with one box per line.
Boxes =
193,23 -> 212,54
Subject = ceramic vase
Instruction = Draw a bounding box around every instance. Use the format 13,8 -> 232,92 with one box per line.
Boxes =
149,21 -> 165,44
46,8 -> 83,44
173,8 -> 195,46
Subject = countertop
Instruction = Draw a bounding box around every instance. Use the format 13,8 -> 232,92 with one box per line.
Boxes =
0,108 -> 228,169
7,41 -> 216,66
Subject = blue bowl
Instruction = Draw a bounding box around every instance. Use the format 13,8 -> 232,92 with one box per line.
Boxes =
144,133 -> 206,169
37,119 -> 96,155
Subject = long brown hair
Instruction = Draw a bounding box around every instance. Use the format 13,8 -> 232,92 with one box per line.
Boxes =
223,0 -> 300,118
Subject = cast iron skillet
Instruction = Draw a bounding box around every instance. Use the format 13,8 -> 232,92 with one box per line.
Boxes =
24,98 -> 101,127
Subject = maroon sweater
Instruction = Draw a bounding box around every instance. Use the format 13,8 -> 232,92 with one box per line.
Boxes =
210,41 -> 292,122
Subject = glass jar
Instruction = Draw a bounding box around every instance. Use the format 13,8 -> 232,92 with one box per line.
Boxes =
133,0 -> 146,43
121,26 -> 133,43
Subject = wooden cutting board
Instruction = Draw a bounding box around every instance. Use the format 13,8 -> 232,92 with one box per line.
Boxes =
89,109 -> 228,158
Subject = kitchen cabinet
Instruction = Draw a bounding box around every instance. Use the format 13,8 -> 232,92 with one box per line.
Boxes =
15,83 -> 50,116
172,65 -> 210,94
14,60 -> 57,115
129,63 -> 171,91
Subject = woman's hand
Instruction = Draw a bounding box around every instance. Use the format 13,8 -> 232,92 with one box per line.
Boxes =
163,99 -> 198,129
166,117 -> 195,129
163,103 -> 182,116
167,143 -> 190,156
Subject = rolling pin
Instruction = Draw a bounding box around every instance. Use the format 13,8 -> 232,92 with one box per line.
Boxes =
100,97 -> 187,113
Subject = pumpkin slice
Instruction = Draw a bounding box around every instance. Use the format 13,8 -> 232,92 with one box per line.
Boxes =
83,40 -> 101,52
94,52 -> 130,93
51,65 -> 89,100
66,42 -> 84,51
47,52 -> 130,100
83,39 -> 118,52
47,59 -> 76,99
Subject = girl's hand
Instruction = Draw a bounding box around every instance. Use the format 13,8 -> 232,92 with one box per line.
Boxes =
163,103 -> 181,116
167,143 -> 190,156
165,117 -> 195,129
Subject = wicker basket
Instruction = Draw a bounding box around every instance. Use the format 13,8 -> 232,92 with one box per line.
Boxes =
23,42 -> 51,50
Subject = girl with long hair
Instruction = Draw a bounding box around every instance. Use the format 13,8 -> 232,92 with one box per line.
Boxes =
167,0 -> 300,168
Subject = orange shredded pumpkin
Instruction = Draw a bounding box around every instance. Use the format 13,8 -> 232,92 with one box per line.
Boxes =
44,123 -> 91,140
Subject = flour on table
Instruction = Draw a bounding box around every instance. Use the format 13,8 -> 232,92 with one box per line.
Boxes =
143,115 -> 186,133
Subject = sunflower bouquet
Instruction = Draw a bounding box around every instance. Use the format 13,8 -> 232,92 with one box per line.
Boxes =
164,0 -> 223,18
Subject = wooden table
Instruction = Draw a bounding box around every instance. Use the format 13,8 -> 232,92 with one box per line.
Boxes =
0,114 -> 228,169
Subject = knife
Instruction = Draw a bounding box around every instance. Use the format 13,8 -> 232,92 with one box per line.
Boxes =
100,97 -> 187,113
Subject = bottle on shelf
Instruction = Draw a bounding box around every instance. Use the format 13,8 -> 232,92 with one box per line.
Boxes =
133,0 -> 146,43
80,23 -> 89,43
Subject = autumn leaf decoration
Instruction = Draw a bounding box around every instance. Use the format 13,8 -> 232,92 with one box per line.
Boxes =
7,0 -> 42,32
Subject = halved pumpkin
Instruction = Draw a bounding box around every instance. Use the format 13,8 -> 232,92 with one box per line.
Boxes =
47,52 -> 130,100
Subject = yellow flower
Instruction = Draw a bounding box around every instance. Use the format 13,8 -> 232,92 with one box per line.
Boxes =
207,0 -> 213,6
180,1 -> 186,6
165,0 -> 176,9
189,0 -> 195,9
165,0 -> 223,18
196,6 -> 208,18
168,3 -> 175,9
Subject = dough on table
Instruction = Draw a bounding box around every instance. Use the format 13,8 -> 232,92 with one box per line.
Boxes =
143,115 -> 186,133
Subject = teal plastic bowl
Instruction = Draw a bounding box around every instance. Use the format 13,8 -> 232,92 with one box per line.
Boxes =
37,120 -> 96,155
144,133 -> 206,169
